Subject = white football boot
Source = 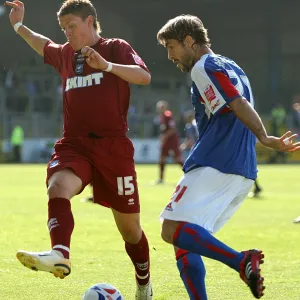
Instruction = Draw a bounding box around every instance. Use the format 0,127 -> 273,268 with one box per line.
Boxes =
135,280 -> 153,300
293,216 -> 300,223
16,250 -> 71,279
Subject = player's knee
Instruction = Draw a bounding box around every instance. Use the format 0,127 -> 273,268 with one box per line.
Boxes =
47,169 -> 82,199
47,180 -> 71,199
161,219 -> 177,244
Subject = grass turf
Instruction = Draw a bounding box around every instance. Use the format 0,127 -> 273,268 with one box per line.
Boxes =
0,164 -> 299,299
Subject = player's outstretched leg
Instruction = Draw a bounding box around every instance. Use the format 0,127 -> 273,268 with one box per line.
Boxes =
176,248 -> 208,300
162,220 -> 265,299
16,169 -> 81,279
16,197 -> 73,279
16,198 -> 73,279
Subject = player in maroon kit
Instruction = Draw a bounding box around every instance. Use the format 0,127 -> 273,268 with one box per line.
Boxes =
5,1 -> 152,298
156,100 -> 184,184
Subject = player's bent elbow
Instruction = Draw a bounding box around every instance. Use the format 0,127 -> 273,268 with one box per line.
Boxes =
139,73 -> 151,85
228,96 -> 248,112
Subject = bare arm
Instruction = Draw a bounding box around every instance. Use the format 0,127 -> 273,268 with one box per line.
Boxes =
109,64 -> 151,85
229,97 -> 268,142
5,1 -> 50,57
81,46 -> 151,85
229,97 -> 300,152
14,26 -> 50,57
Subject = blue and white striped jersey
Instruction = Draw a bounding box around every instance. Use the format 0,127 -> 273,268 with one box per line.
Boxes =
183,54 -> 257,180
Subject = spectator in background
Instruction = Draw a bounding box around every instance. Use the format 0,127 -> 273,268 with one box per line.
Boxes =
291,95 -> 300,139
268,103 -> 287,163
10,124 -> 24,163
151,114 -> 160,137
271,103 -> 286,136
155,100 -> 183,184
291,96 -> 300,223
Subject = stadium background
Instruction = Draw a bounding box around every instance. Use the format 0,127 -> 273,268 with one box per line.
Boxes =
0,0 -> 300,163
1,2 -> 300,300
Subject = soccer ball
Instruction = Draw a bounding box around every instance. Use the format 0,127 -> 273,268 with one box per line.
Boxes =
82,283 -> 124,300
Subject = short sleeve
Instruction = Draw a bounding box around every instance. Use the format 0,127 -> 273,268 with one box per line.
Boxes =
191,59 -> 241,115
112,39 -> 150,73
44,41 -> 63,74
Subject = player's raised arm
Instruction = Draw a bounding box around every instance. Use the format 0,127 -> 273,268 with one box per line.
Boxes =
229,97 -> 300,152
5,1 -> 51,56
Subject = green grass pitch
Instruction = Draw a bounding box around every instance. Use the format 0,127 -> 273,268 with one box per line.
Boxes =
0,164 -> 299,299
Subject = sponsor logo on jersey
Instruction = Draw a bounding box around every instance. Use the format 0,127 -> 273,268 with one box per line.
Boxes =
75,63 -> 84,75
65,72 -> 104,92
204,84 -> 216,103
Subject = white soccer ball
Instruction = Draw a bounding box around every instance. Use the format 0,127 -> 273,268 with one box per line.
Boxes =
82,283 -> 124,300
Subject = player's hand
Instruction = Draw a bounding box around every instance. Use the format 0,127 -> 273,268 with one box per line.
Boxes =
260,131 -> 300,152
81,46 -> 110,70
5,1 -> 24,27
180,143 -> 186,151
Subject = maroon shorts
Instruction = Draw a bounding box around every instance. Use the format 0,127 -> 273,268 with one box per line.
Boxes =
161,136 -> 181,158
46,137 -> 140,213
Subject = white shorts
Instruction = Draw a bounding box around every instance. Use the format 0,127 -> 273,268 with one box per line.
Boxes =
160,167 -> 254,234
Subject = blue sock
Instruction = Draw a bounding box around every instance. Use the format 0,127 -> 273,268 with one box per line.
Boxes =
176,249 -> 207,300
174,223 -> 244,272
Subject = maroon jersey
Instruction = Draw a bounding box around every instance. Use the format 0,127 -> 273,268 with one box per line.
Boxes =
44,38 -> 149,137
160,110 -> 177,136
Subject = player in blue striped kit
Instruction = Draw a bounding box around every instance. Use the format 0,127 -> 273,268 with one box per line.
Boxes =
157,15 -> 300,299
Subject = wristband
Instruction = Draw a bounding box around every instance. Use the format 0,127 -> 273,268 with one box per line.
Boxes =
14,22 -> 23,33
104,62 -> 113,72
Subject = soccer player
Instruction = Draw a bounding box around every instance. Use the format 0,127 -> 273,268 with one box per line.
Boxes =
180,110 -> 198,153
157,15 -> 300,299
156,100 -> 184,184
5,1 -> 152,298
